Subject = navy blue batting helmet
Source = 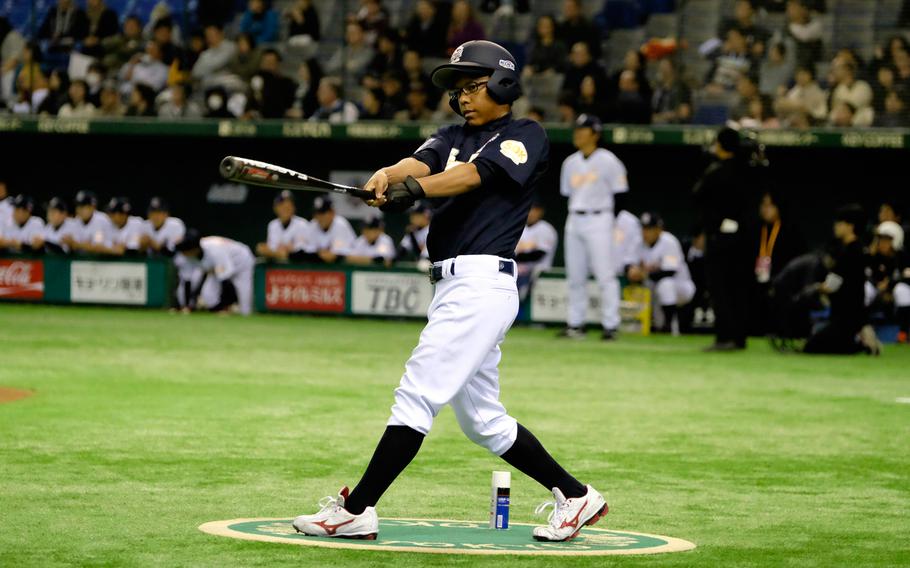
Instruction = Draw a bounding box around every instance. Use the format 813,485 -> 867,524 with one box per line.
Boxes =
431,40 -> 522,115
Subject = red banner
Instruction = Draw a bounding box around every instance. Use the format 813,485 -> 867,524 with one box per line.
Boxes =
265,270 -> 346,312
0,259 -> 44,299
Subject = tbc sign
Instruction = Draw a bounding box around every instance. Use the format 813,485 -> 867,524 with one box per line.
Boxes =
0,259 -> 44,299
351,272 -> 433,317
265,270 -> 345,312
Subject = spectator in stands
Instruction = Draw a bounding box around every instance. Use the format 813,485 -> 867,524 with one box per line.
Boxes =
784,0 -> 824,67
731,73 -> 767,121
196,0 -> 238,28
892,48 -> 910,93
828,101 -> 855,127
394,81 -> 433,121
256,190 -> 309,261
575,75 -> 609,122
404,0 -> 448,58
288,59 -> 324,118
144,3 -> 183,47
192,24 -> 238,85
101,16 -> 145,72
241,0 -> 280,45
872,66 -> 897,116
227,33 -> 262,85
346,215 -> 396,266
613,70 -> 651,124
152,18 -> 181,67
556,0 -> 602,59
58,79 -> 96,118
651,58 -> 692,124
365,31 -> 402,89
524,15 -> 567,77
120,41 -> 169,96
875,90 -> 909,128
183,30 -> 207,72
36,197 -> 78,254
97,79 -> 125,117
84,62 -> 105,106
557,92 -> 577,123
775,64 -> 827,124
303,195 -> 357,263
401,49 -> 436,100
14,43 -> 49,109
286,0 -> 322,47
359,88 -> 393,119
719,0 -> 770,59
0,195 -> 44,253
705,28 -> 754,92
1,17 -> 26,100
36,69 -> 69,115
430,91 -> 458,121
250,49 -> 297,118
142,197 -> 185,256
829,60 -> 873,127
125,83 -> 157,117
354,0 -> 390,47
398,202 -> 431,261
38,0 -> 88,53
561,41 -> 608,99
759,41 -> 795,97
310,77 -> 359,123
326,22 -> 374,97
447,0 -> 486,54
65,190 -> 114,254
81,0 -> 119,59
158,83 -> 203,118
611,50 -> 651,102
380,71 -> 407,114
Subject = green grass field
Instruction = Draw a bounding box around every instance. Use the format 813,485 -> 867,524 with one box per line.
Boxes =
1,303 -> 908,567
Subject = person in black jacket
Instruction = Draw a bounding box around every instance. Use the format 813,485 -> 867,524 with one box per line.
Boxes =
804,205 -> 878,355
692,127 -> 757,351
38,0 -> 88,52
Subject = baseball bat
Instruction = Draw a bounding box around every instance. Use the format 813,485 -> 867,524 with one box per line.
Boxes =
219,156 -> 375,200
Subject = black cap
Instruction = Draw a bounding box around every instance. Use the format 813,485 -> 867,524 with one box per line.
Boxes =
148,196 -> 169,213
75,190 -> 97,206
175,228 -> 202,252
575,113 -> 603,133
12,194 -> 34,212
716,127 -> 741,152
640,211 -> 664,228
48,196 -> 69,213
834,204 -> 865,230
106,196 -> 132,214
313,195 -> 333,213
364,215 -> 384,229
274,190 -> 295,205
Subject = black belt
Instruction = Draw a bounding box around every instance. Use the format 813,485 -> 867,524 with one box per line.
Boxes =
429,259 -> 515,284
570,210 -> 607,215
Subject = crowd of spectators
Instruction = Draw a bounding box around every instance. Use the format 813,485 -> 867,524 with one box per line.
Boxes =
1,0 -> 910,127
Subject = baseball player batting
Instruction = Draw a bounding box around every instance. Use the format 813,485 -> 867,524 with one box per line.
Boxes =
292,40 -> 607,542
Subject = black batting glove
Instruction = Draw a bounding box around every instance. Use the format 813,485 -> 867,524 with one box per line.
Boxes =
380,176 -> 425,213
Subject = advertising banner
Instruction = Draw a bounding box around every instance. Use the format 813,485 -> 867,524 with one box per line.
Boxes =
265,270 -> 346,312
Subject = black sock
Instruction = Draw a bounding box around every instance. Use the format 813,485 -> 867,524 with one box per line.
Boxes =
344,425 -> 424,515
661,305 -> 677,333
898,306 -> 910,335
500,423 -> 587,498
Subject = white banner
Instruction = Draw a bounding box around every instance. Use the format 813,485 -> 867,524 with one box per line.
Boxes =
351,271 -> 433,317
70,262 -> 148,305
530,277 -> 602,324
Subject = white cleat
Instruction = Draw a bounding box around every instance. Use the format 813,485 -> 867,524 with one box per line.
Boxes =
292,487 -> 379,540
532,484 -> 608,542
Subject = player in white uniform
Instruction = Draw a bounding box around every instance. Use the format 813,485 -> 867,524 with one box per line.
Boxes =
559,114 -> 629,340
0,181 -> 12,234
613,210 -> 643,277
302,195 -> 356,263
66,191 -> 116,254
35,197 -> 80,254
515,202 -> 558,300
143,197 -> 186,256
627,212 -> 696,333
256,190 -> 309,261
398,202 -> 431,261
174,230 -> 256,315
106,197 -> 149,256
346,215 -> 396,266
0,195 -> 45,253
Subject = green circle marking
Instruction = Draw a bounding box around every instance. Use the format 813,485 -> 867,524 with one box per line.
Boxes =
199,518 -> 696,556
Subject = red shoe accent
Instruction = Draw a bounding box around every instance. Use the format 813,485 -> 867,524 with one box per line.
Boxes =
312,518 -> 355,536
558,500 -> 587,529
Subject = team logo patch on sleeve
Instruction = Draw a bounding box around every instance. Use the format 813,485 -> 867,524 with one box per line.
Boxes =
499,140 -> 528,165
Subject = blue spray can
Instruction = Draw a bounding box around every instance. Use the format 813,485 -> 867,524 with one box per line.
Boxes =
490,471 -> 510,530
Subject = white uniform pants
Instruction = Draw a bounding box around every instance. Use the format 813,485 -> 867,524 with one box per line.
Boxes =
184,265 -> 254,315
565,212 -> 619,329
654,277 -> 697,307
388,255 -> 520,456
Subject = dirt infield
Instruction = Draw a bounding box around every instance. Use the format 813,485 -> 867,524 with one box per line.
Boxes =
0,388 -> 33,404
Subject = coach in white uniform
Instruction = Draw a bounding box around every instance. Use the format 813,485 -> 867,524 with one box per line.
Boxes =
515,201 -> 558,300
560,114 -> 629,340
303,195 -> 356,262
66,191 -> 116,254
398,202 -> 431,261
0,181 -> 12,234
346,215 -> 396,266
143,197 -> 186,256
174,230 -> 255,315
106,197 -> 148,256
0,195 -> 44,253
613,209 -> 642,276
256,190 -> 309,261
627,212 -> 696,333
37,197 -> 79,254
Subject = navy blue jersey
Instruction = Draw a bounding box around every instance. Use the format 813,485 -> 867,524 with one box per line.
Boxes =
412,114 -> 549,262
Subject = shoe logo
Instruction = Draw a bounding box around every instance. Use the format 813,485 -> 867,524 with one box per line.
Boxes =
559,500 -> 588,529
313,518 -> 355,535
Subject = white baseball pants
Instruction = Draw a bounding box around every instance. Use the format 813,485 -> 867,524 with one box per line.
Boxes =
564,212 -> 620,329
388,255 -> 520,456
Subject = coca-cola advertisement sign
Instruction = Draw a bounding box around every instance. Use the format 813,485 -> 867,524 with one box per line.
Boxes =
0,259 -> 44,299
265,270 -> 346,312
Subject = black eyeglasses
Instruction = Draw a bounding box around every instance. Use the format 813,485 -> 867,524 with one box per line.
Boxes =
449,80 -> 487,98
